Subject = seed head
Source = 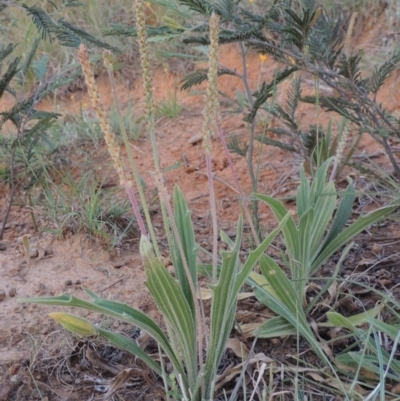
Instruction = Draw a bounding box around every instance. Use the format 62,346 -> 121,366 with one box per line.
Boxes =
77,44 -> 132,187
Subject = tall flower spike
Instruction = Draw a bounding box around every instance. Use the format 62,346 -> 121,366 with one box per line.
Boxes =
202,12 -> 220,152
77,44 -> 132,188
135,0 -> 156,147
330,121 -> 349,181
202,13 -> 220,284
335,122 -> 349,167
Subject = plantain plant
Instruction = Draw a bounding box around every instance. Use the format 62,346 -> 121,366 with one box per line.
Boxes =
18,4 -> 290,399
20,187 -> 289,400
249,158 -> 398,353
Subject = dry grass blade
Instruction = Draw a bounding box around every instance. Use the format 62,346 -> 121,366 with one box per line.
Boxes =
226,338 -> 250,359
104,367 -> 158,399
214,353 -> 276,392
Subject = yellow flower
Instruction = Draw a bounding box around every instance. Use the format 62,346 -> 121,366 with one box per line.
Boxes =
249,0 -> 254,3
82,102 -> 88,108
70,95 -> 75,100
259,54 -> 267,62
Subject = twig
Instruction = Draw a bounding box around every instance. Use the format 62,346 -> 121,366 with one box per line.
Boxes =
100,277 -> 124,295
197,171 -> 239,194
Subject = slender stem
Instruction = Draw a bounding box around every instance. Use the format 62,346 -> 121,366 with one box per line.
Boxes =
104,58 -> 160,255
217,123 -> 260,246
135,0 -> 173,258
205,153 -> 219,283
0,148 -> 16,240
125,187 -> 147,236
238,42 -> 260,239
239,42 -> 255,108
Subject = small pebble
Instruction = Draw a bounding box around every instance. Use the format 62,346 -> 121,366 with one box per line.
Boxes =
8,364 -> 20,376
113,262 -> 125,269
8,287 -> 16,297
65,279 -> 73,286
0,242 -> 6,251
188,134 -> 203,145
29,249 -> 38,258
44,247 -> 54,256
75,280 -> 81,285
0,289 -> 5,301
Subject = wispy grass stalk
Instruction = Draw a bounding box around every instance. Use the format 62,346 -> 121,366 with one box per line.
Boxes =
202,12 -> 220,284
76,44 -> 147,238
102,49 -> 161,257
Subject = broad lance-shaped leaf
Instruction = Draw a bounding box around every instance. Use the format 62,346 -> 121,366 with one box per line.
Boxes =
322,305 -> 384,328
172,185 -> 198,314
49,312 -> 165,378
327,311 -> 400,378
310,158 -> 333,203
50,312 -> 97,336
203,213 -> 289,399
309,181 -> 336,256
296,167 -> 310,218
254,315 -> 297,338
312,204 -> 398,271
254,193 -> 300,270
252,255 -> 330,363
336,353 -> 400,382
297,207 -> 313,294
233,212 -> 291,295
203,215 -> 243,399
258,254 -> 307,324
316,179 -> 355,258
144,248 -> 197,391
18,292 -> 185,379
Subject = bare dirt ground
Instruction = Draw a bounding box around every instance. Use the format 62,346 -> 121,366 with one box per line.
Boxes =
1,15 -> 400,400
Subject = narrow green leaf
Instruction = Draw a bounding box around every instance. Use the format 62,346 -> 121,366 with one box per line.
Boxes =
49,312 -> 97,336
145,255 -> 197,388
97,327 -> 165,378
49,312 -> 166,379
310,157 -> 333,203
297,208 -> 314,290
172,185 -> 198,313
254,316 -> 297,338
296,167 -> 310,218
258,255 -> 305,319
204,216 -> 243,399
336,353 -> 400,382
371,319 -> 400,342
19,293 -> 185,378
326,312 -> 357,332
321,180 -> 355,249
312,205 -> 397,271
309,181 -> 336,256
254,194 -> 300,271
321,305 -> 384,328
